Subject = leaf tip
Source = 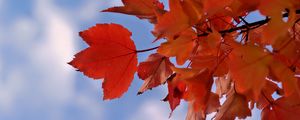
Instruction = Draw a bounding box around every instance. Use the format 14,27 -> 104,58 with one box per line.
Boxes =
100,7 -> 123,13
67,60 -> 77,70
137,91 -> 143,95
67,61 -> 72,65
78,31 -> 84,37
152,35 -> 163,43
101,8 -> 109,12
102,97 -> 108,101
162,95 -> 168,102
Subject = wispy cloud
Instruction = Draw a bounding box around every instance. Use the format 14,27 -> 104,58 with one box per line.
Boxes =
130,100 -> 186,120
0,0 -> 105,119
107,0 -> 123,6
78,0 -> 103,21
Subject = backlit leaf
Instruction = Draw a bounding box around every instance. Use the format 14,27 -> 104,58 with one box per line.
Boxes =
102,0 -> 164,23
69,24 -> 137,100
153,0 -> 190,39
214,88 -> 251,120
137,53 -> 174,94
163,74 -> 186,115
158,29 -> 196,65
229,45 -> 272,100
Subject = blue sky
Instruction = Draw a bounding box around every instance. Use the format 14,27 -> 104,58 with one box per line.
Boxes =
0,0 -> 189,120
0,0 -> 263,120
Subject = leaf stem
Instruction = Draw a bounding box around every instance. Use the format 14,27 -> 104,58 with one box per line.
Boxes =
136,46 -> 159,53
261,91 -> 273,105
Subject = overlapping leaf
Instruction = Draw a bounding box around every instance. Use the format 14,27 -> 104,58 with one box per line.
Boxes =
259,0 -> 296,44
262,94 -> 300,120
203,0 -> 233,16
181,0 -> 203,25
153,0 -> 190,39
215,76 -> 231,97
185,102 -> 203,120
269,60 -> 299,96
172,68 -> 220,118
256,80 -> 282,109
214,88 -> 251,120
137,53 -> 174,94
229,45 -> 272,100
163,74 -> 186,115
158,29 -> 196,65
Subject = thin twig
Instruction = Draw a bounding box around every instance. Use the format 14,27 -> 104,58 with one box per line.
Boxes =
136,46 -> 159,53
198,9 -> 300,37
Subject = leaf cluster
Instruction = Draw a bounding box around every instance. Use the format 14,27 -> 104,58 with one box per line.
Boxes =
69,0 -> 300,119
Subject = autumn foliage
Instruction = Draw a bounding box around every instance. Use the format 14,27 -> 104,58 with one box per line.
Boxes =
69,0 -> 300,119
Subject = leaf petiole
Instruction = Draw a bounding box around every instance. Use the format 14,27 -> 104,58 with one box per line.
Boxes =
136,46 -> 159,53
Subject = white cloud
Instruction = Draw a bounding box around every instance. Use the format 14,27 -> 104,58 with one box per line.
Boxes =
78,0 -> 102,21
0,0 -> 105,119
9,17 -> 38,49
130,100 -> 169,120
31,7 -> 76,104
130,100 -> 186,120
11,18 -> 37,41
0,69 -> 26,114
28,0 -> 104,119
0,0 -> 76,115
107,0 -> 123,6
76,0 -> 124,22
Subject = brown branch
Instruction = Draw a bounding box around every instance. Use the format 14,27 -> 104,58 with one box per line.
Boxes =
198,9 -> 300,37
198,17 -> 269,37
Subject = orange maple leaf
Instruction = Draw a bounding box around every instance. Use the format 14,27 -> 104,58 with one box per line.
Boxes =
158,29 -> 196,65
102,0 -> 164,23
214,88 -> 251,120
229,45 -> 271,100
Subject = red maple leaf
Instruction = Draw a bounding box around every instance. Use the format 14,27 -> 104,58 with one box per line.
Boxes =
69,23 -> 137,100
